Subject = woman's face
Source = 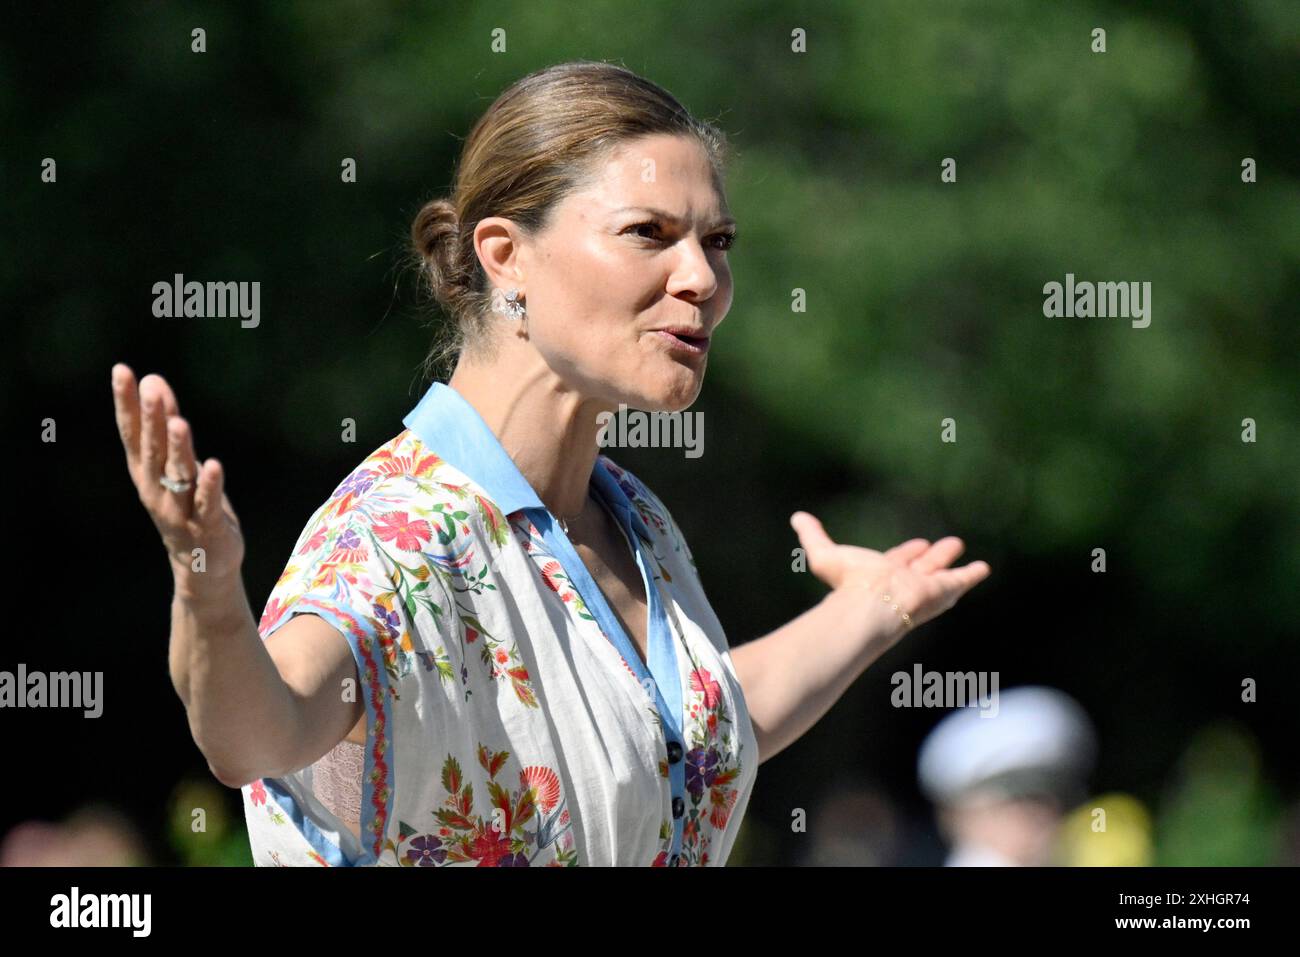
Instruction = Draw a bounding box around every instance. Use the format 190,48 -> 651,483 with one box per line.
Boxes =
506,133 -> 736,414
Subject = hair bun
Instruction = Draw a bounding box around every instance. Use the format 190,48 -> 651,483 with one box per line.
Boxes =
411,197 -> 468,307
412,198 -> 457,258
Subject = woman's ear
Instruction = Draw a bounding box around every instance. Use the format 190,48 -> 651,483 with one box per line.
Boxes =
474,216 -> 527,294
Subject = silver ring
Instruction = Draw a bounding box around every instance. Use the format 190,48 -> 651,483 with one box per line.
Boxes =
159,474 -> 193,494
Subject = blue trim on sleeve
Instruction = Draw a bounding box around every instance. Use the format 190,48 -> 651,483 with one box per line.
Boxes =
261,777 -> 354,866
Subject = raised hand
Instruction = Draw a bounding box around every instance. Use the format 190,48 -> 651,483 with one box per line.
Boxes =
790,511 -> 990,636
111,363 -> 245,597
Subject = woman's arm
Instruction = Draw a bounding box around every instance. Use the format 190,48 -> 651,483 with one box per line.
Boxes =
113,364 -> 361,787
731,586 -> 900,765
731,512 -> 991,765
171,577 -> 362,787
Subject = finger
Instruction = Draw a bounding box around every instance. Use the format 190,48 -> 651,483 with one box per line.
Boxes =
221,491 -> 241,530
165,415 -> 199,515
138,375 -> 169,491
885,538 -> 930,565
934,560 -> 992,597
194,458 -> 224,527
154,374 -> 181,418
790,511 -> 837,561
912,536 -> 965,574
112,364 -> 141,469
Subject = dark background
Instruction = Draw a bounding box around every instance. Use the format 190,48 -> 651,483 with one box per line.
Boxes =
5,0 -> 1297,865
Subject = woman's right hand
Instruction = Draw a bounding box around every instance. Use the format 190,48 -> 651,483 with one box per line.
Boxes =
112,363 -> 245,599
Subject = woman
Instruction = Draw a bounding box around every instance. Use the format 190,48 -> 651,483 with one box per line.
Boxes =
111,60 -> 989,867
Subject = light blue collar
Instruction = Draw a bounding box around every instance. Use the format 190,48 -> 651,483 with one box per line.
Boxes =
402,382 -> 651,541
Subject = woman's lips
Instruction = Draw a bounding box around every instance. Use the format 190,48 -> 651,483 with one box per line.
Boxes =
652,330 -> 710,355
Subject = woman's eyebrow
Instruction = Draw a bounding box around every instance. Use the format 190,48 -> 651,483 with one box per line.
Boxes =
613,206 -> 737,230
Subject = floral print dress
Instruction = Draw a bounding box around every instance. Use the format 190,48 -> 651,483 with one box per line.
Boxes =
239,382 -> 758,866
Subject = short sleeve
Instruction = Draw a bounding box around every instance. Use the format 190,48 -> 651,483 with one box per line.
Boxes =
246,469 -> 417,865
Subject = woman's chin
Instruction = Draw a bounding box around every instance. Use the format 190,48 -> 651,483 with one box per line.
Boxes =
597,351 -> 706,413
640,370 -> 704,414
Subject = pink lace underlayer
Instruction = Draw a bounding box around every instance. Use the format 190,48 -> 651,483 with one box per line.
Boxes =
312,740 -> 363,841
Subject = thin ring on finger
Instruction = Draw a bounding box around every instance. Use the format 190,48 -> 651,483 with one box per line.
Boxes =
159,473 -> 194,494
162,416 -> 198,499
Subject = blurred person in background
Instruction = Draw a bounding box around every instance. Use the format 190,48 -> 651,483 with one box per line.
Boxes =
0,806 -> 149,867
918,686 -> 1097,867
796,776 -> 902,866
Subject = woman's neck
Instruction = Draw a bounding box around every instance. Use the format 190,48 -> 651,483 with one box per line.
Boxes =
447,352 -> 610,522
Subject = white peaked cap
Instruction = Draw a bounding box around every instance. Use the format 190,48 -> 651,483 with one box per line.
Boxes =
917,686 -> 1097,805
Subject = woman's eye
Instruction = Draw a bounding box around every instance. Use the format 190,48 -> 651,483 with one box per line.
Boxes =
627,223 -> 736,251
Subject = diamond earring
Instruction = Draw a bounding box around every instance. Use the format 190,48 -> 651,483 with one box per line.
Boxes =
494,287 -> 526,321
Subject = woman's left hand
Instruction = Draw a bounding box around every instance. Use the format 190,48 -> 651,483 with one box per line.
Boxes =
790,511 -> 991,637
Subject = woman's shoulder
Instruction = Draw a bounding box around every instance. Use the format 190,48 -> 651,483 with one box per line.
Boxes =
332,428 -> 443,496
289,429 -> 501,554
317,429 -> 482,516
